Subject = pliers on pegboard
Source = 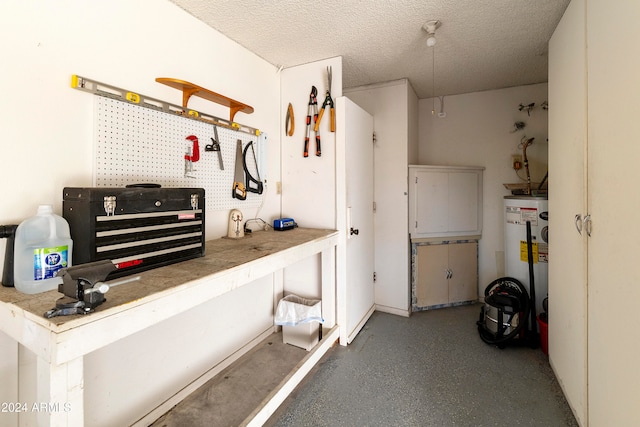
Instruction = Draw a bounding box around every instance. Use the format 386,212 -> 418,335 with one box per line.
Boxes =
304,86 -> 321,157
315,66 -> 335,133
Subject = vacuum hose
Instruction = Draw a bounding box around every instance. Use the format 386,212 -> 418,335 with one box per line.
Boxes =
526,221 -> 540,348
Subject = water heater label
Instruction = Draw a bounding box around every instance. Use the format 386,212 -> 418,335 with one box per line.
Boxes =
33,246 -> 69,280
519,241 -> 538,263
506,206 -> 538,226
519,241 -> 549,263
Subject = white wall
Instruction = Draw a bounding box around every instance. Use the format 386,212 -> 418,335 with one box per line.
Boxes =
418,84 -> 548,291
279,57 -> 342,303
0,1 -> 281,425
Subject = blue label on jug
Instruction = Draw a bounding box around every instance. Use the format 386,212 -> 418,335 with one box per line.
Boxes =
33,246 -> 69,280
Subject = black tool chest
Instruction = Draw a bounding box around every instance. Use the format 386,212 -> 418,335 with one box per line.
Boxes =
63,187 -> 205,279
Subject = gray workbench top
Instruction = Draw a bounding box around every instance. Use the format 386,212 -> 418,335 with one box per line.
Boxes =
0,228 -> 337,329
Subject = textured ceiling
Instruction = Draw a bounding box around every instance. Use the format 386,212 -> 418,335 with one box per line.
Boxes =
170,0 -> 570,99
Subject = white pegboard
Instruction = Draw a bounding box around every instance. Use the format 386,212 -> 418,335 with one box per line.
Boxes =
94,96 -> 265,211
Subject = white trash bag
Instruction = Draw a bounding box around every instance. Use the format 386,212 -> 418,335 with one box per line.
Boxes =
275,295 -> 324,326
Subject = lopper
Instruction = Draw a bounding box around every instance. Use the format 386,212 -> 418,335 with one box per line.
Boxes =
304,86 -> 321,157
314,66 -> 335,133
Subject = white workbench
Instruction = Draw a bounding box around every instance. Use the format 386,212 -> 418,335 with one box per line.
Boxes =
0,228 -> 339,426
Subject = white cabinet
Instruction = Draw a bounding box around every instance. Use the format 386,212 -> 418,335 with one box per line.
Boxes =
549,1 -> 640,425
412,241 -> 478,310
345,79 -> 419,316
409,165 -> 484,239
409,165 -> 482,312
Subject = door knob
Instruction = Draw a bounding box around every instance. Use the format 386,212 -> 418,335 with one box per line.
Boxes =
350,227 -> 359,236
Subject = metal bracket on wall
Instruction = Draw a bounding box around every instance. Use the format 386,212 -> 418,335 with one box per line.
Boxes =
70,75 -> 260,136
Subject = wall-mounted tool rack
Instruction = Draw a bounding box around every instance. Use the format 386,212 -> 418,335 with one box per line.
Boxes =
71,75 -> 266,211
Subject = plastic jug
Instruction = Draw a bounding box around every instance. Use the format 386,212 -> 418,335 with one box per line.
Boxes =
14,205 -> 73,294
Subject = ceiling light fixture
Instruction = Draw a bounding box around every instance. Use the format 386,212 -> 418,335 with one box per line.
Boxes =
422,20 -> 441,47
423,20 -> 442,115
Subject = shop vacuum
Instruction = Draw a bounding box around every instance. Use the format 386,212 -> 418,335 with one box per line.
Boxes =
477,221 -> 540,348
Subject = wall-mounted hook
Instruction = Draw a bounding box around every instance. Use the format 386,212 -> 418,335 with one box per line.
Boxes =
511,121 -> 526,133
518,102 -> 536,116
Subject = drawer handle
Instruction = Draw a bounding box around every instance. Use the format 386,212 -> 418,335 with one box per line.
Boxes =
583,214 -> 591,237
574,214 -> 582,235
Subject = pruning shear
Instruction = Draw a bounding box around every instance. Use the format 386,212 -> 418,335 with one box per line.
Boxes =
315,66 -> 335,133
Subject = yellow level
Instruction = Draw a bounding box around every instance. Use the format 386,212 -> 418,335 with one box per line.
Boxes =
70,75 -> 260,136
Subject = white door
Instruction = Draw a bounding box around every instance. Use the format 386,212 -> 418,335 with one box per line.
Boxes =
586,1 -> 640,425
336,96 -> 375,345
548,1 -> 588,423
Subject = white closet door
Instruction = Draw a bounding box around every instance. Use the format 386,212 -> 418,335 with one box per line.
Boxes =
548,0 -> 588,424
586,1 -> 640,425
336,96 -> 375,345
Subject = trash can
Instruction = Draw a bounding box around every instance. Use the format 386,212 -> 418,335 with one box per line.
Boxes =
275,295 -> 323,351
537,313 -> 548,356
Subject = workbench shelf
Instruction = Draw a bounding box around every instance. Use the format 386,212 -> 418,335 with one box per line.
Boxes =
150,326 -> 338,425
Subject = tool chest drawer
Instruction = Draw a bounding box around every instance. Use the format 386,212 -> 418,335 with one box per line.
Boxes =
63,186 -> 205,279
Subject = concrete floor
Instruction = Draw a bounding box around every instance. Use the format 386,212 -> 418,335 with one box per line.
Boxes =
266,304 -> 578,427
152,304 -> 578,426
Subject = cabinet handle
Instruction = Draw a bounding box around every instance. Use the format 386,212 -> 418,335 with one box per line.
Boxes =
583,214 -> 591,237
445,269 -> 452,279
574,214 -> 583,235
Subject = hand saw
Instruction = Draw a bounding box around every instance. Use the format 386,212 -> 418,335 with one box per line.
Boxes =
232,139 -> 247,200
243,141 -> 263,194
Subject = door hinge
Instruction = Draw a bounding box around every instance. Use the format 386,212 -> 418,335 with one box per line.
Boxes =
373,201 -> 377,213
372,132 -> 377,144
373,272 -> 377,283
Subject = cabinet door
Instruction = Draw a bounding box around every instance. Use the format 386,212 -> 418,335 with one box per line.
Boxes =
447,242 -> 478,303
448,172 -> 479,234
409,166 -> 483,239
548,0 -> 588,424
415,170 -> 449,234
586,2 -> 640,425
415,244 -> 449,307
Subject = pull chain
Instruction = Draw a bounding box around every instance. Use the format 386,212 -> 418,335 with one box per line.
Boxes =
431,46 -> 436,115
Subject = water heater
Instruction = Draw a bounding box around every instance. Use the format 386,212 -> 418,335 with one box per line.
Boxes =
504,196 -> 549,318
